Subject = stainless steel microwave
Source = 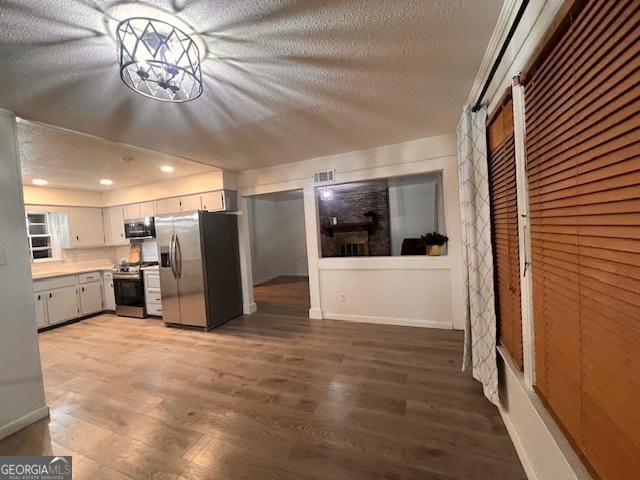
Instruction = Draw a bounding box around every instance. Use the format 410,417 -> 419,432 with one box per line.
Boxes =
124,217 -> 155,239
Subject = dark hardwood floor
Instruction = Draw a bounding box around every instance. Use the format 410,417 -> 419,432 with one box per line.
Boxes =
254,276 -> 310,316
0,311 -> 525,479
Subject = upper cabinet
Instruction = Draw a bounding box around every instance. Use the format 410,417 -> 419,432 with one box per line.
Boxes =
25,191 -> 238,251
123,203 -> 140,221
153,191 -> 238,215
123,201 -> 154,220
180,194 -> 202,212
103,206 -> 128,246
154,197 -> 182,216
68,207 -> 105,247
201,191 -> 224,211
140,201 -> 154,218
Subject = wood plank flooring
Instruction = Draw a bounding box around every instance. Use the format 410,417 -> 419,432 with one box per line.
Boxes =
0,312 -> 525,480
254,276 -> 310,316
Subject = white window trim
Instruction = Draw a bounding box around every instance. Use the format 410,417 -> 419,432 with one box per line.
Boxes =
25,211 -> 58,263
512,75 -> 535,389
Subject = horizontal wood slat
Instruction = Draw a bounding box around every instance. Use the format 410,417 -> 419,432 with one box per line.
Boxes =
524,0 -> 640,478
487,98 -> 523,370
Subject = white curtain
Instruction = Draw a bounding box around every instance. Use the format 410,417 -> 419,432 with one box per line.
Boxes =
457,106 -> 499,405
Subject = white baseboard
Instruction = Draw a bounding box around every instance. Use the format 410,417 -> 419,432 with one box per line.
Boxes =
243,302 -> 257,315
497,349 -> 592,480
0,406 -> 49,441
308,308 -> 323,319
323,312 -> 451,329
252,274 -> 279,286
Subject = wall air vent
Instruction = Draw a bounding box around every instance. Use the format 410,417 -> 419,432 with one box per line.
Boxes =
313,169 -> 336,184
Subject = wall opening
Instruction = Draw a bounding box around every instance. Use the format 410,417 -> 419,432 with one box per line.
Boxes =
247,189 -> 310,316
316,172 -> 445,257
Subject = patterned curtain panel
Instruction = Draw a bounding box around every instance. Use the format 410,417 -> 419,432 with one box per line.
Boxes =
457,107 -> 499,405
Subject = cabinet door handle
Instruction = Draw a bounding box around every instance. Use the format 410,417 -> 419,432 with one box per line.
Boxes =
82,287 -> 85,292
49,293 -> 52,298
221,192 -> 225,209
76,235 -> 80,241
37,295 -> 41,300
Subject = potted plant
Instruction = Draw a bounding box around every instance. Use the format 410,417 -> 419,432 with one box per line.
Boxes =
420,232 -> 449,256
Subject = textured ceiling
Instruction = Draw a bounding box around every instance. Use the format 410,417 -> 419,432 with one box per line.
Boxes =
18,120 -> 214,191
0,0 -> 502,171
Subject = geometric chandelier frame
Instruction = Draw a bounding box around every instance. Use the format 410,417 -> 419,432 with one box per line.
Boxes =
116,17 -> 202,103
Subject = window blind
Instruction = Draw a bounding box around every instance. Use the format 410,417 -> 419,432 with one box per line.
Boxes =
524,0 -> 640,478
487,97 -> 524,370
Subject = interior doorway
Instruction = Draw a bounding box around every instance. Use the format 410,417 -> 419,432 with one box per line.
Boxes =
247,190 -> 310,316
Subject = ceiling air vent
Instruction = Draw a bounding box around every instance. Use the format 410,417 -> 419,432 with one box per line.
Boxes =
313,169 -> 335,184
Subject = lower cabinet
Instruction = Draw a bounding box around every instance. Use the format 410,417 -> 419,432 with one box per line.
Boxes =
47,285 -> 81,325
79,281 -> 103,315
33,271 -> 106,329
102,271 -> 116,311
143,269 -> 162,317
33,293 -> 48,328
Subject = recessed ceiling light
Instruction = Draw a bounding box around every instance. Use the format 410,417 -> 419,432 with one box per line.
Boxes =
100,179 -> 113,186
160,165 -> 174,173
32,179 -> 48,186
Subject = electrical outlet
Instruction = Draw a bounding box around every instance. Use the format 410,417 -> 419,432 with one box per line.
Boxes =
339,293 -> 346,303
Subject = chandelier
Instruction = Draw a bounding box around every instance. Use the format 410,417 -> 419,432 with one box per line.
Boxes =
116,17 -> 202,102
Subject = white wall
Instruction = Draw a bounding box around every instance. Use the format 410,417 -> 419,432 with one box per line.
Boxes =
102,171 -> 228,206
0,110 -> 48,439
23,171 -> 234,208
238,133 -> 465,329
388,174 -> 440,256
22,185 -> 104,207
248,194 -> 308,285
319,256 -> 452,329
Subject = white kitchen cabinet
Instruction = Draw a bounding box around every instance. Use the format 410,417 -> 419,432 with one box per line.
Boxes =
33,292 -> 48,328
202,190 -> 237,212
68,207 -> 105,247
124,202 -> 155,220
46,286 -> 80,325
140,201 -> 155,218
143,269 -> 162,317
79,281 -> 103,315
103,206 -> 127,246
180,194 -> 202,212
102,271 -> 115,311
201,191 -> 224,211
154,197 -> 182,215
123,203 -> 141,221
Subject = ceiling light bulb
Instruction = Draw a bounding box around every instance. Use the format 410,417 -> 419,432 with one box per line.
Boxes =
320,189 -> 333,201
100,179 -> 113,186
160,165 -> 174,173
32,179 -> 48,186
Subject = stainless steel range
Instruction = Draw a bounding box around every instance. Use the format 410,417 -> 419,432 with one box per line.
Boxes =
112,263 -> 157,318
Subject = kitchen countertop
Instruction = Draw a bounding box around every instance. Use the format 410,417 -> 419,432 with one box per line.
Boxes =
141,265 -> 159,271
32,264 -> 114,281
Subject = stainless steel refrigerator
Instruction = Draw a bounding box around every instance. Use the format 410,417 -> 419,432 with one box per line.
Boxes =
155,211 -> 243,329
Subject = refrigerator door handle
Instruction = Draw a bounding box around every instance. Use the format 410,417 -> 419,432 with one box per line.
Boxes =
169,233 -> 177,278
175,234 -> 182,278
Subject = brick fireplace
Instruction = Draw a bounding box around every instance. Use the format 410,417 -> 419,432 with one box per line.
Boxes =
317,180 -> 391,257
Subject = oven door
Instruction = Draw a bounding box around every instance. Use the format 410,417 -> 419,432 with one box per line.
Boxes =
114,276 -> 144,307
